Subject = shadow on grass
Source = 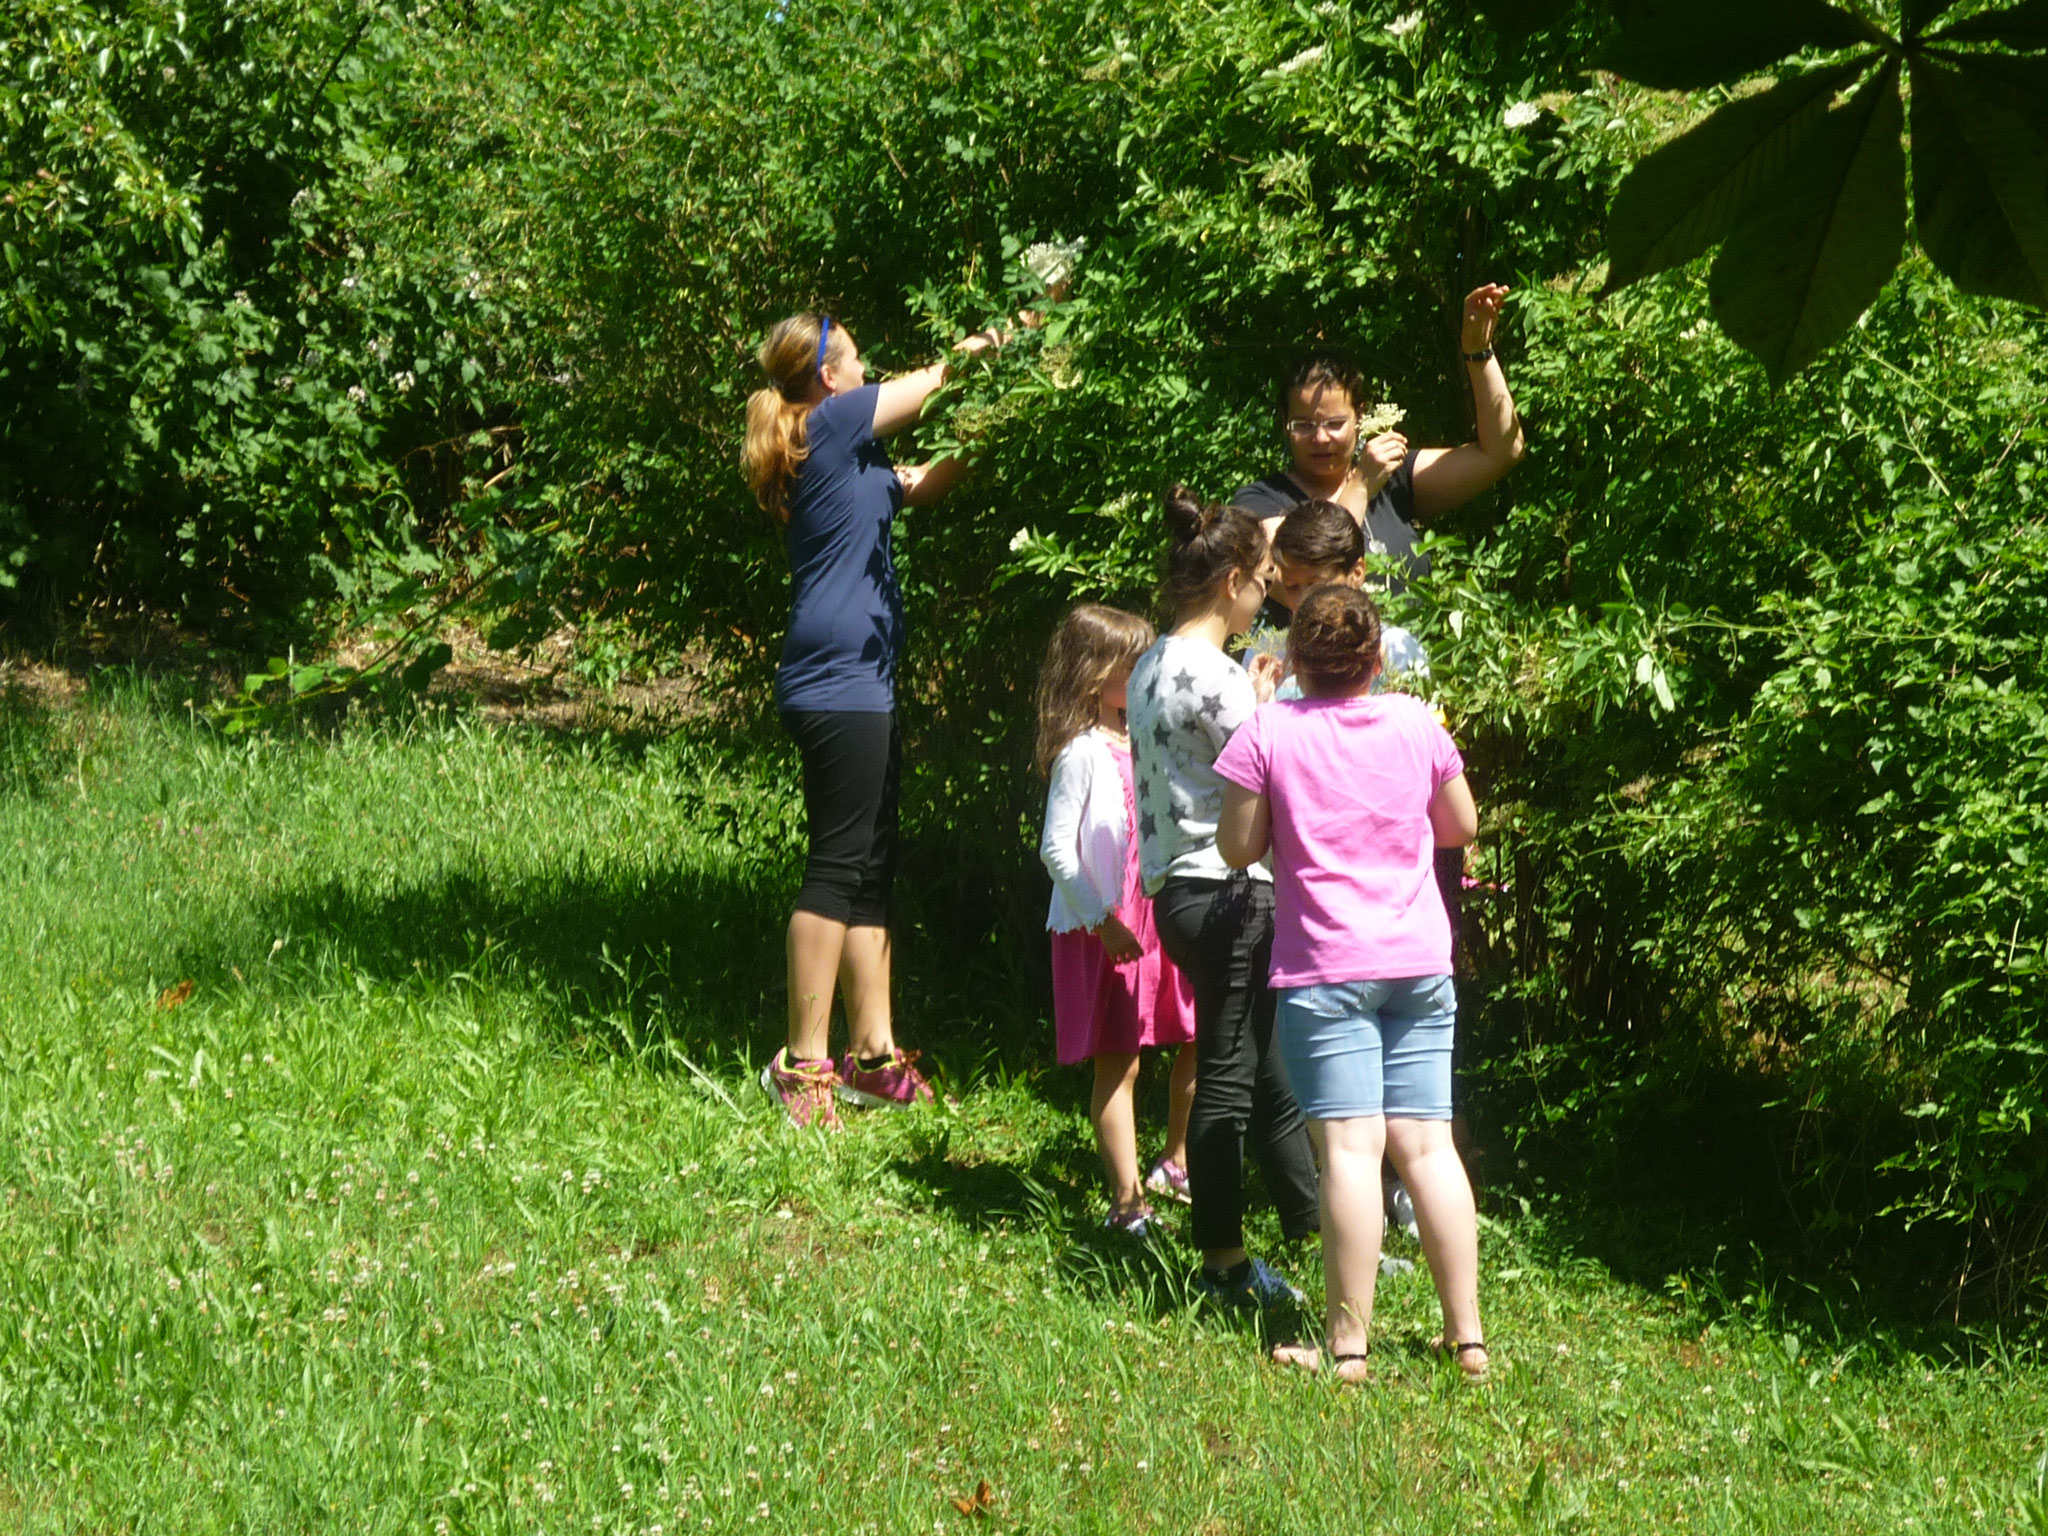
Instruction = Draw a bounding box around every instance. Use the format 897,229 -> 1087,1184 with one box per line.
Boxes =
221,861 -> 796,1067
214,827 -> 1060,1092
1464,1067 -> 2043,1358
0,677 -> 73,797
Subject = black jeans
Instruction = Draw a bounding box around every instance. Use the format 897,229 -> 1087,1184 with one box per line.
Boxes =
1153,872 -> 1321,1252
782,710 -> 900,928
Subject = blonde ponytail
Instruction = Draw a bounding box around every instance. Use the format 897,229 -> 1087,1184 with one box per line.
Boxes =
741,313 -> 848,519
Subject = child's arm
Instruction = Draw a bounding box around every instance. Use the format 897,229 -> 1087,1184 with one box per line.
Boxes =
1217,783 -> 1271,869
1038,745 -> 1115,929
1429,772 -> 1478,848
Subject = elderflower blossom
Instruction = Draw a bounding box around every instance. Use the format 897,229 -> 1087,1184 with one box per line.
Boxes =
1022,238 -> 1085,291
1358,400 -> 1406,437
1385,11 -> 1423,37
1503,100 -> 1543,130
1275,44 -> 1325,75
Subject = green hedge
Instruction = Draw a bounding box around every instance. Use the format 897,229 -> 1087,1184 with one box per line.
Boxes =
7,0 -> 2048,1307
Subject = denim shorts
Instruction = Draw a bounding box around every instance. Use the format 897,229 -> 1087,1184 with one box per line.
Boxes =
1274,975 -> 1457,1120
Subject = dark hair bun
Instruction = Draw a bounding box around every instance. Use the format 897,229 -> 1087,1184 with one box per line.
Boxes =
1161,484 -> 1212,546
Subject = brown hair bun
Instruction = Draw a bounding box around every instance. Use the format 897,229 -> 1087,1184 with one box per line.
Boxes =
1289,584 -> 1382,698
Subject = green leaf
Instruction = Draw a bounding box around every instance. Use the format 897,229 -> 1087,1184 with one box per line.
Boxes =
1479,0 -> 1577,41
1604,0 -> 1887,89
1929,0 -> 2048,48
399,641 -> 454,694
1605,61 -> 1867,292
1708,62 -> 1906,383
1903,0 -> 1963,38
1910,56 -> 2048,308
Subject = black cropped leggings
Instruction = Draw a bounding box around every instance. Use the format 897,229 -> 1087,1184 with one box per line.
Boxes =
782,710 -> 900,929
1153,872 -> 1321,1253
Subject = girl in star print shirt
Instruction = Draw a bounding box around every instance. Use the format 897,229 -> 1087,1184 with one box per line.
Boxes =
1128,486 -> 1321,1310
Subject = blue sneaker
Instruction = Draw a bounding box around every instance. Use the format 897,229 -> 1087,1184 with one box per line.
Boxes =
1195,1256 -> 1305,1309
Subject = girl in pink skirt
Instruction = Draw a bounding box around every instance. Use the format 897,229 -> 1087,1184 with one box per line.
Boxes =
1035,605 -> 1199,1235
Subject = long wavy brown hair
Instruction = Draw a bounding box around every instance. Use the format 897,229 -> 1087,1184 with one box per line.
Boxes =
1033,604 -> 1155,778
741,313 -> 851,519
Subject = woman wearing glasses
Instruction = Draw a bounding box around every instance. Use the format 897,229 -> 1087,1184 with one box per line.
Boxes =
1231,284 -> 1526,594
742,312 -> 1005,1128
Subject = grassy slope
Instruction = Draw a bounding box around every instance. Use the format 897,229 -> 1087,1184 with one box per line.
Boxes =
0,682 -> 2042,1534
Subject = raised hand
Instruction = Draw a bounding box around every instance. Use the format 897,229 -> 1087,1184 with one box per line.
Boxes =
1460,283 -> 1510,354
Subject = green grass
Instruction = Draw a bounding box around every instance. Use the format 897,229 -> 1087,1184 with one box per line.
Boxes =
2,678 -> 2045,1534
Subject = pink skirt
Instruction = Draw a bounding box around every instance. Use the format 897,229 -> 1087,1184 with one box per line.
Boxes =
1050,927 -> 1196,1066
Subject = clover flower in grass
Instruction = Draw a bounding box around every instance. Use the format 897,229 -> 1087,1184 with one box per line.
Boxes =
1275,44 -> 1325,75
1385,12 -> 1423,37
1503,100 -> 1543,130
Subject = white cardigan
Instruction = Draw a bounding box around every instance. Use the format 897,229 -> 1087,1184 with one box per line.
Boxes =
1038,729 -> 1131,934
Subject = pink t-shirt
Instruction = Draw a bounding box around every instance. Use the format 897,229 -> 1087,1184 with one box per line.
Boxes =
1214,693 -> 1464,987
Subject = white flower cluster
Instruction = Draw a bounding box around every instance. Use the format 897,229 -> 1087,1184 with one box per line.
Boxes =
1385,12 -> 1423,38
1503,100 -> 1543,130
1275,44 -> 1326,75
1008,527 -> 1039,553
1358,400 -> 1406,437
1023,238 -> 1086,290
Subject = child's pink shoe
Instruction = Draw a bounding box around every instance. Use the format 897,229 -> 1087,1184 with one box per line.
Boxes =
835,1047 -> 935,1109
1144,1156 -> 1192,1206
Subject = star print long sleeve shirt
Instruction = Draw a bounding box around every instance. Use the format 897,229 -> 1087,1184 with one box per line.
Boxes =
1127,634 -> 1273,895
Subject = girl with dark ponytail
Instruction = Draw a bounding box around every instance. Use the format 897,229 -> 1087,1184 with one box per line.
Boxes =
1127,487 -> 1321,1308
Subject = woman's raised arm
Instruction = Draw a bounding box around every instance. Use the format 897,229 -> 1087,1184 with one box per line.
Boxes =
872,327 -> 1005,438
1412,284 -> 1527,517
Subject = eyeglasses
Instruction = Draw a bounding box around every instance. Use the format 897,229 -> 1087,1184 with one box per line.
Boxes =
1284,415 -> 1355,440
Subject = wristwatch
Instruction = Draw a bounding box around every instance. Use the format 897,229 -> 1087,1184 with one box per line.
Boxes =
1462,345 -> 1495,363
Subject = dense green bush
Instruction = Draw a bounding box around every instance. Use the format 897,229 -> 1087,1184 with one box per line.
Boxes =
7,0 -> 2048,1306
0,0 -> 506,637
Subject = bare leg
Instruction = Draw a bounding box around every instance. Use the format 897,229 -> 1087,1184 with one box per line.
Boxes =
786,910 -> 847,1062
1316,1116 -> 1386,1363
1090,1053 -> 1144,1213
1272,1116 -> 1383,1379
1384,1117 -> 1482,1348
838,924 -> 894,1060
1161,1042 -> 1196,1170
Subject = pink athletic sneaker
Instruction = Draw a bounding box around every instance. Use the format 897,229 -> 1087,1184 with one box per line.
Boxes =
759,1049 -> 842,1130
834,1047 -> 935,1109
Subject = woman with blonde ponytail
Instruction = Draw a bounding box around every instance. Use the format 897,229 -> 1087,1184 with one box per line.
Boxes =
745,310 -> 1009,1129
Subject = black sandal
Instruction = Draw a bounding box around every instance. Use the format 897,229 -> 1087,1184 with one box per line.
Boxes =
1328,1350 -> 1372,1384
1435,1339 -> 1490,1382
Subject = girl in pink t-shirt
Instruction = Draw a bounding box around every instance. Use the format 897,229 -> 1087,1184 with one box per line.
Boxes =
1036,605 -> 1199,1235
1215,584 -> 1487,1384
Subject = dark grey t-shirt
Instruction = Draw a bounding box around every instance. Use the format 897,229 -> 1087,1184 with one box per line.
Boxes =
1231,450 -> 1427,597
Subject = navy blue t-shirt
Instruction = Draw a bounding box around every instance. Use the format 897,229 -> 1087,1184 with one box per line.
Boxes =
774,384 -> 906,714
